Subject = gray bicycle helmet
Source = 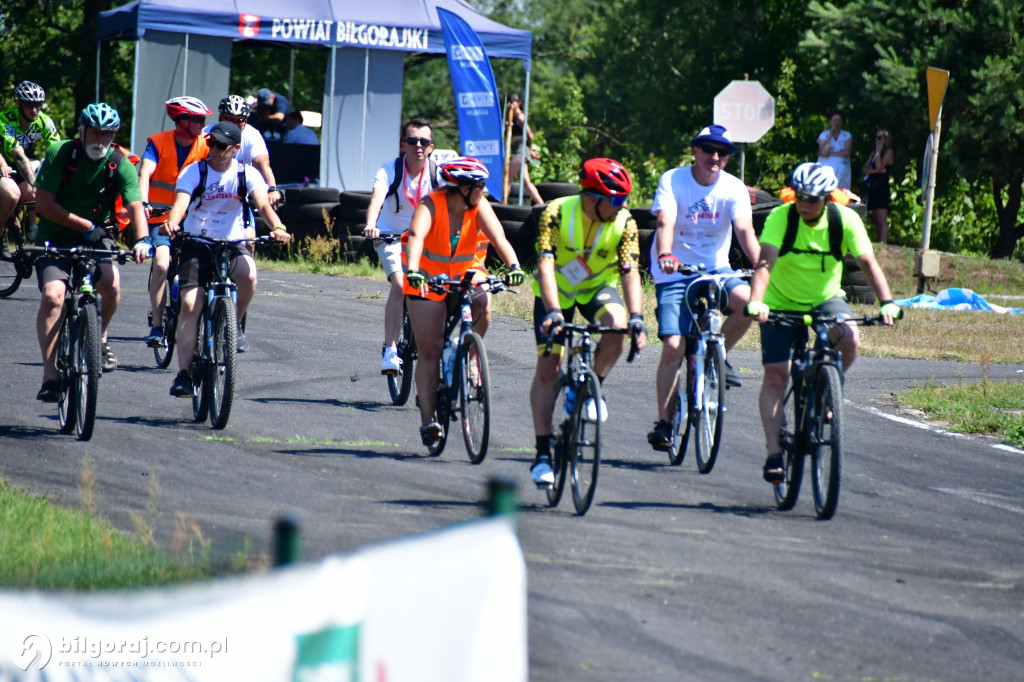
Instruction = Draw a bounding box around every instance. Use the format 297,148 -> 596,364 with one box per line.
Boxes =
14,81 -> 45,103
79,103 -> 121,131
790,162 -> 838,200
219,95 -> 250,118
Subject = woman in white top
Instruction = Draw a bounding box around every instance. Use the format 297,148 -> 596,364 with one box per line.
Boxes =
816,111 -> 853,190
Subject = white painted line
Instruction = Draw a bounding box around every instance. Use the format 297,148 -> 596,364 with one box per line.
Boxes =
933,487 -> 1024,515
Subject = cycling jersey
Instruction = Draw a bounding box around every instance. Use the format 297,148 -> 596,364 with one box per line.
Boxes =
0,108 -> 60,162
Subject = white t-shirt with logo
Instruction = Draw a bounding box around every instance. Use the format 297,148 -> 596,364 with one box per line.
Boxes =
649,166 -> 752,284
202,123 -> 269,166
176,160 -> 268,240
372,158 -> 443,234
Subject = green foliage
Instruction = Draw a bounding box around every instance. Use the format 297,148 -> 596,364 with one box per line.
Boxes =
899,380 -> 1024,448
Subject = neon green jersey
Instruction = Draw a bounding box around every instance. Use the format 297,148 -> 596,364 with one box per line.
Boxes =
0,108 -> 61,163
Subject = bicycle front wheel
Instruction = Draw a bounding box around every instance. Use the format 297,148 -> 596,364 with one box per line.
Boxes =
208,297 -> 237,429
0,227 -> 24,297
153,280 -> 176,368
569,369 -> 602,515
810,365 -> 844,520
387,306 -> 415,405
774,388 -> 804,511
427,363 -> 450,457
191,307 -> 210,423
74,304 -> 102,441
667,363 -> 692,466
458,332 -> 490,464
695,343 -> 726,474
56,313 -> 76,434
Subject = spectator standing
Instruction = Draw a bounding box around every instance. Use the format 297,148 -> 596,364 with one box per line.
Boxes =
283,110 -> 319,145
816,111 -> 853,190
503,93 -> 543,205
861,128 -> 894,243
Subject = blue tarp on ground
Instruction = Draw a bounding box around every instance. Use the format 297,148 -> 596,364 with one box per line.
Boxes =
894,288 -> 1024,314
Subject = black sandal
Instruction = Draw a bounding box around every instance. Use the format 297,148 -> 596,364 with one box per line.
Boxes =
763,453 -> 785,484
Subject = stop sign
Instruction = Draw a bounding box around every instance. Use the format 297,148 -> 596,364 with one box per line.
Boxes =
713,80 -> 775,143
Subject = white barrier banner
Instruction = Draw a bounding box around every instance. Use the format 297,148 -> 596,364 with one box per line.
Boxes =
0,517 -> 526,681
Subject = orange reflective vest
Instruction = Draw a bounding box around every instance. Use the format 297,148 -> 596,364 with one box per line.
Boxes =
402,190 -> 489,301
112,143 -> 140,232
146,130 -> 208,224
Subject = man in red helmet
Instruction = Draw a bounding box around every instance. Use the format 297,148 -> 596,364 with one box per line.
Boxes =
528,157 -> 648,487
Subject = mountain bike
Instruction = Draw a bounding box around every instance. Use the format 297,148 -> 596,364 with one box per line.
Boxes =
0,202 -> 36,297
23,242 -> 131,440
179,233 -> 272,430
768,310 -> 900,519
663,266 -> 753,472
145,206 -> 178,368
423,271 -> 514,463
374,232 -> 416,406
543,322 -> 639,515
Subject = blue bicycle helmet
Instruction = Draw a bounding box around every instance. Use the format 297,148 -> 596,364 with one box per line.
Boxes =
79,103 -> 121,131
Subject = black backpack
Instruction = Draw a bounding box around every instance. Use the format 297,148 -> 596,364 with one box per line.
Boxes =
58,139 -> 126,220
385,157 -> 439,213
188,159 -> 251,231
778,202 -> 844,271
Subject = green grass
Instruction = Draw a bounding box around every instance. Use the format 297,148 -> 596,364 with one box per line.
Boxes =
898,379 -> 1024,448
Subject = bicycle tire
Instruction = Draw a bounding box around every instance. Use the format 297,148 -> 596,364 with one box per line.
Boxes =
810,365 -> 844,519
75,304 -> 101,441
56,312 -> 76,434
694,343 -> 726,474
0,226 -> 24,298
153,277 -> 177,368
191,307 -> 210,423
426,363 -> 450,457
667,365 -> 692,466
546,379 -> 572,507
208,297 -> 238,429
387,306 -> 415,405
774,390 -> 804,511
458,332 -> 490,464
569,369 -> 602,515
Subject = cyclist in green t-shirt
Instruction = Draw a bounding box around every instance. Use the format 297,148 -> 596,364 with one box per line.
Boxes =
745,163 -> 899,485
32,103 -> 149,401
1,81 -> 61,199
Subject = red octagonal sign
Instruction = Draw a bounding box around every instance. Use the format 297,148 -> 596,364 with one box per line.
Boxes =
713,81 -> 775,143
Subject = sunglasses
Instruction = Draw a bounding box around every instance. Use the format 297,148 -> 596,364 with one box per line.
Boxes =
460,180 -> 487,191
187,115 -> 206,123
697,143 -> 731,156
404,137 -> 433,147
208,140 -> 232,151
795,192 -> 824,203
585,191 -> 627,207
224,116 -> 248,125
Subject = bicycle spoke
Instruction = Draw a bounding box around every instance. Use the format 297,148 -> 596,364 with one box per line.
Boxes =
695,346 -> 725,474
208,298 -> 237,429
810,365 -> 844,519
459,332 -> 490,464
570,370 -> 602,515
75,305 -> 101,441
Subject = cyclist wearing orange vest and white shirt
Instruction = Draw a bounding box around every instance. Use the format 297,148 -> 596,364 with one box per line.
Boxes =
138,96 -> 211,348
403,157 -> 523,447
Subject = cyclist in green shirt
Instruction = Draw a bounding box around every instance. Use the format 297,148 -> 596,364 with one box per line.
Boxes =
1,81 -> 61,200
745,163 -> 899,484
32,103 -> 149,401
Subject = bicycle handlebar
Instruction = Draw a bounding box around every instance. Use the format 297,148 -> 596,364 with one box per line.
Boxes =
765,309 -> 904,327
22,243 -> 133,264
542,321 -> 637,363
372,232 -> 404,244
426,271 -> 516,295
675,263 -> 755,279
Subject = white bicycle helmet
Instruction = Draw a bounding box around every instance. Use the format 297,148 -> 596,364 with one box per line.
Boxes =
219,95 -> 250,118
791,162 -> 838,200
165,96 -> 212,121
14,81 -> 46,103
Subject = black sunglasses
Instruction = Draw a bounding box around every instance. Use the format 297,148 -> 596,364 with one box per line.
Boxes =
461,180 -> 487,190
795,192 -> 824,203
697,143 -> 730,156
404,137 -> 433,147
208,140 -> 232,150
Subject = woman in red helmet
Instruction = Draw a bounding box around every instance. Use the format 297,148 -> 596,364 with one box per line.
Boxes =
403,157 -> 524,447
526,157 -> 649,487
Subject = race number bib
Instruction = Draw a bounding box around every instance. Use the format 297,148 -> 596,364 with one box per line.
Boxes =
561,257 -> 592,286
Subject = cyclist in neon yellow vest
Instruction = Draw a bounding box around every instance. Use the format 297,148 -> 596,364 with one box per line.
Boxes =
528,157 -> 648,488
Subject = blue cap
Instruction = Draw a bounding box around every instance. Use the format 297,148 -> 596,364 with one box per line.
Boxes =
256,88 -> 272,104
691,124 -> 737,155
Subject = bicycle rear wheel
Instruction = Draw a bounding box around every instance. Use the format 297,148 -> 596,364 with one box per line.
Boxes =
208,297 -> 238,429
74,304 -> 101,441
569,369 -> 602,515
387,305 -> 415,405
546,379 -> 572,507
695,343 -> 726,474
774,389 -> 804,511
191,307 -> 210,423
0,226 -> 24,297
810,365 -> 844,520
458,332 -> 490,464
426,364 -> 450,457
56,313 -> 76,434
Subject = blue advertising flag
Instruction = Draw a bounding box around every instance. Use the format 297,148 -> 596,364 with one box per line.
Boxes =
437,8 -> 504,199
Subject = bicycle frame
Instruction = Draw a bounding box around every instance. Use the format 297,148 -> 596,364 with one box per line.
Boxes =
782,319 -> 844,444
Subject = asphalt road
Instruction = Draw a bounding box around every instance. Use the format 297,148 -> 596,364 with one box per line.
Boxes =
1,264 -> 1023,681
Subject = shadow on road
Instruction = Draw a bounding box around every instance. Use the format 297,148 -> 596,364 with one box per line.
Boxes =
0,424 -> 64,439
253,397 -> 388,413
274,446 -> 417,462
600,499 -> 774,517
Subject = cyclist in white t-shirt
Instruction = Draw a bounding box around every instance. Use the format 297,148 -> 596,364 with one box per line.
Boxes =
363,118 -> 443,373
204,96 -> 281,209
163,121 -> 290,398
646,124 -> 760,451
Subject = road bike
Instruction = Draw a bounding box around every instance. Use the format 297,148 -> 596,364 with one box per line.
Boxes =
423,271 -> 514,463
374,232 -> 416,406
178,232 -> 272,430
23,242 -> 131,440
662,266 -> 753,473
0,202 -> 36,297
768,310 -> 899,519
543,322 -> 639,515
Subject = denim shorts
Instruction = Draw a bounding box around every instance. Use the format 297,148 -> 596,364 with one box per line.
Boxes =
149,223 -> 173,250
759,296 -> 854,364
655,267 -> 747,338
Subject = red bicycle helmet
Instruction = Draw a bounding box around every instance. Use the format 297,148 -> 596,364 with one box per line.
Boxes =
439,157 -> 489,187
165,96 -> 212,121
578,158 -> 633,197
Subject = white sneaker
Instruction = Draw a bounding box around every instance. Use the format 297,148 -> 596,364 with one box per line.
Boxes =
530,458 -> 555,487
585,397 -> 608,422
380,347 -> 402,373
